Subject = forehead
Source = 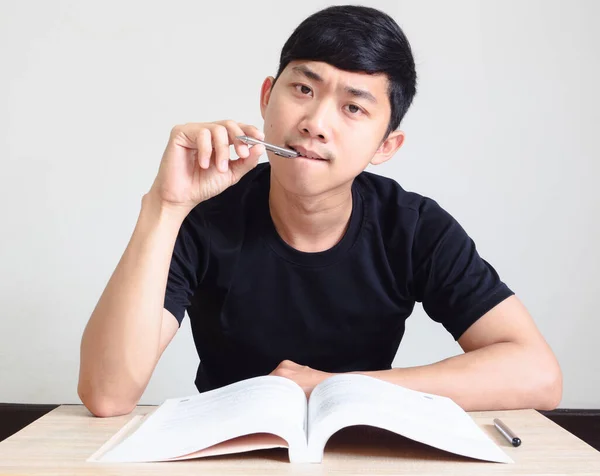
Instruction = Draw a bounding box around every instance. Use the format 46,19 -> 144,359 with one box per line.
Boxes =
282,60 -> 389,100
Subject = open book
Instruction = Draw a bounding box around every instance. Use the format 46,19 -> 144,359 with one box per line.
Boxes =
88,373 -> 512,464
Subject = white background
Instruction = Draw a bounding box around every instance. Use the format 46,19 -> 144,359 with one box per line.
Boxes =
1,0 -> 598,407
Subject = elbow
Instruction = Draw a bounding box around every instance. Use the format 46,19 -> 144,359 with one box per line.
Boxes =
78,383 -> 137,418
533,359 -> 563,411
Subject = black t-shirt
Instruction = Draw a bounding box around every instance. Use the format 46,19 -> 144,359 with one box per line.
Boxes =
164,163 -> 514,393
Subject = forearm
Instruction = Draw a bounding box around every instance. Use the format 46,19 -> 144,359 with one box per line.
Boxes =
355,342 -> 562,411
78,193 -> 189,412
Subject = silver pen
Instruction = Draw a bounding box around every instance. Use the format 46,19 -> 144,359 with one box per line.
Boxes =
493,418 -> 522,447
236,135 -> 299,159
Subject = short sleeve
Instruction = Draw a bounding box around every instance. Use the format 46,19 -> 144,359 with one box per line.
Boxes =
412,198 -> 514,340
164,208 -> 210,326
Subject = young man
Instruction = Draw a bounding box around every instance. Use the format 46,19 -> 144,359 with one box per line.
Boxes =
78,6 -> 562,417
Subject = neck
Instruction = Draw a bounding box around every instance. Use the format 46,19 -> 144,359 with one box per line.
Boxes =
269,172 -> 353,253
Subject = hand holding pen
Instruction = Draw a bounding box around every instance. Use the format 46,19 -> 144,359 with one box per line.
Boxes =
149,121 -> 268,211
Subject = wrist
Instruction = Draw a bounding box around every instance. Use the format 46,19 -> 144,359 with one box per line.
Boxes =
140,192 -> 193,227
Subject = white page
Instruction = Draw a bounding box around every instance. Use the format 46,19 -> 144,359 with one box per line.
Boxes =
93,375 -> 308,463
306,374 -> 512,463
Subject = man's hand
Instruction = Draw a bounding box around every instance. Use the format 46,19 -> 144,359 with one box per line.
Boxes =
269,360 -> 332,397
149,121 -> 266,214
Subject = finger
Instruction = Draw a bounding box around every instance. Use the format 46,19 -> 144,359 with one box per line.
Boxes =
172,124 -> 212,169
208,148 -> 218,171
197,128 -> 212,169
230,143 -> 263,180
247,142 -> 265,162
240,142 -> 264,173
220,120 -> 249,159
210,125 -> 230,173
239,124 -> 265,142
240,124 -> 265,156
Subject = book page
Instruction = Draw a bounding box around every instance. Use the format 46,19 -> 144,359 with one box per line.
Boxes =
306,374 -> 512,464
92,375 -> 308,463
162,433 -> 289,461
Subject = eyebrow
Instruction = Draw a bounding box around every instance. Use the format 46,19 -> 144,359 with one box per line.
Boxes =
291,65 -> 378,104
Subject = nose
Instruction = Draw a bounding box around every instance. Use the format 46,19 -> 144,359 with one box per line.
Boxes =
297,100 -> 332,142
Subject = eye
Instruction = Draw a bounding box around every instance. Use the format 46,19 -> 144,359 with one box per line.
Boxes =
345,104 -> 365,115
294,84 -> 313,96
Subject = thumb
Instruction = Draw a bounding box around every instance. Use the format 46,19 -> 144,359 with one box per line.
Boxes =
229,144 -> 265,178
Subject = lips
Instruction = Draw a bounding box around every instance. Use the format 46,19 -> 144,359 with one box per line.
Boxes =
288,144 -> 328,161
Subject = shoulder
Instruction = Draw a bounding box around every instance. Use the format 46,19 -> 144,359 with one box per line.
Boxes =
355,170 -> 453,240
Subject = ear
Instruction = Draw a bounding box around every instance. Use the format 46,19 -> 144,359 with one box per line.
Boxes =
370,130 -> 405,166
260,77 -> 275,120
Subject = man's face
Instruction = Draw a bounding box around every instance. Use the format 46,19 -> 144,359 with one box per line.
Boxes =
260,60 -> 404,197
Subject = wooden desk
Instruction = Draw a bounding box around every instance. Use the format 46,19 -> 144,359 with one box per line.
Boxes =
0,405 -> 599,475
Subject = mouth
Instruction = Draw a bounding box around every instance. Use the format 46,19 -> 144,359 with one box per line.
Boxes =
287,145 -> 329,161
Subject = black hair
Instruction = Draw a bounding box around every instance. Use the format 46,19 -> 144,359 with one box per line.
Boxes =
273,5 -> 417,140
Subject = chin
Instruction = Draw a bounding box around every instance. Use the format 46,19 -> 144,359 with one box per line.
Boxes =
268,155 -> 332,197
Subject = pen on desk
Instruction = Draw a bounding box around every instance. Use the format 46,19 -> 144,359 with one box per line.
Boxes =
493,418 -> 521,447
236,135 -> 300,158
